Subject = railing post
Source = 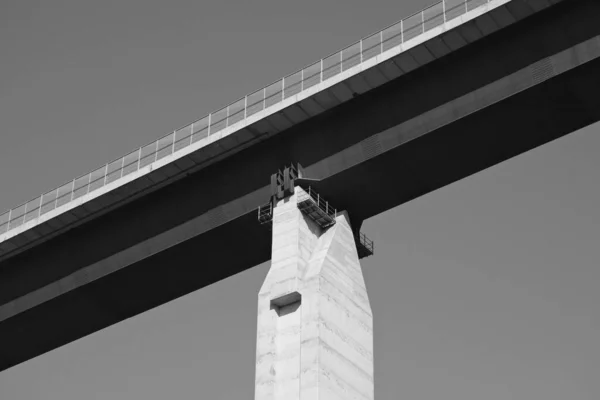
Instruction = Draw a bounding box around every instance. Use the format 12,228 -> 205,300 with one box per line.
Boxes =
208,113 -> 212,136
171,131 -> 176,154
360,40 -> 363,63
85,173 -> 91,196
282,77 -> 285,100
244,96 -> 247,119
319,58 -> 323,83
301,69 -> 304,91
421,11 -> 424,34
102,163 -> 108,186
443,0 -> 446,23
263,88 -> 266,111
137,147 -> 142,170
53,188 -> 59,210
69,179 -> 76,201
37,196 -> 43,219
380,31 -> 383,54
401,19 -> 404,43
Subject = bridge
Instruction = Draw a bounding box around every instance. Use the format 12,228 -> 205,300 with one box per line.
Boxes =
0,0 -> 599,389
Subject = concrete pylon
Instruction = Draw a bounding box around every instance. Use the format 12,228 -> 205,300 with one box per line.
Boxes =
255,186 -> 373,400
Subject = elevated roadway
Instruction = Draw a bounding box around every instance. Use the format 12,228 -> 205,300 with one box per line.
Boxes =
1,0 -> 600,371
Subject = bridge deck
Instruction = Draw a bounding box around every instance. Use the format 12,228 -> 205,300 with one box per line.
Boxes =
0,0 -> 549,260
3,0 -> 598,372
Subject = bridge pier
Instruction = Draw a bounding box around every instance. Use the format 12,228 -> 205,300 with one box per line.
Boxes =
255,186 -> 374,400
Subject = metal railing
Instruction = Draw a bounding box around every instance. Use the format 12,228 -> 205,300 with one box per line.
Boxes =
258,202 -> 273,225
0,0 -> 492,237
297,187 -> 337,222
357,231 -> 375,257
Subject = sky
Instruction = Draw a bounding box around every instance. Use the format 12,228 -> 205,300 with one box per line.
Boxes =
0,0 -> 599,399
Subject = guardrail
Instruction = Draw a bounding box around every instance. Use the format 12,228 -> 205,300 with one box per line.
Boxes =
357,231 -> 375,258
258,202 -> 273,226
298,187 -> 337,220
0,0 -> 492,236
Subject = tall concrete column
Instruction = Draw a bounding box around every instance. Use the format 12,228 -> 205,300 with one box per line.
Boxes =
255,187 -> 373,400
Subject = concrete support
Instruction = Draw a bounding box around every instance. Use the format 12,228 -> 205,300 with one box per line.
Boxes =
255,187 -> 373,400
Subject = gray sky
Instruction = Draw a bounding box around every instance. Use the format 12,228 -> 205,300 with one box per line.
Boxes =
1,1 -> 599,399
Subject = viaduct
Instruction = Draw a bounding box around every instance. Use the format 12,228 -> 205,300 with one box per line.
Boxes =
1,0 -> 599,397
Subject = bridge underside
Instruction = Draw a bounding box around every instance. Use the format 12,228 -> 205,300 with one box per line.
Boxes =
1,0 -> 599,372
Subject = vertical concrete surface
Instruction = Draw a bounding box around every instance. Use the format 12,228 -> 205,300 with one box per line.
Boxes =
255,187 -> 373,400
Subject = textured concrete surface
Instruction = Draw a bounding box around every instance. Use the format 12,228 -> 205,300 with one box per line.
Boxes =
256,187 -> 373,400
